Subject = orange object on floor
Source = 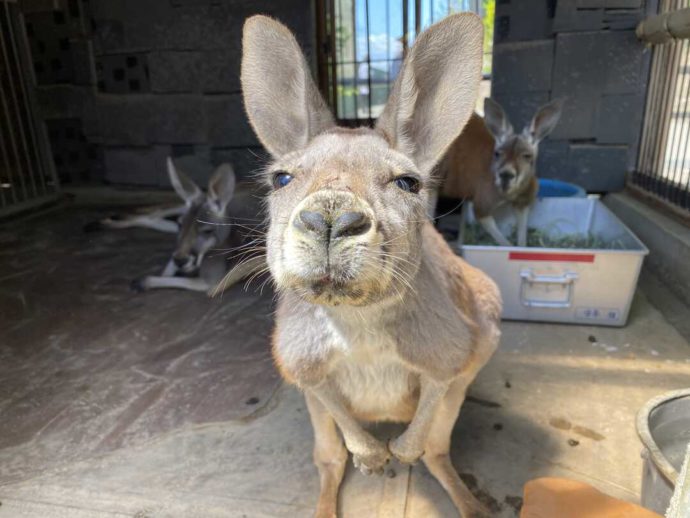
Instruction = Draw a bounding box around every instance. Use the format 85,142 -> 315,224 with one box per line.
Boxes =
520,478 -> 663,518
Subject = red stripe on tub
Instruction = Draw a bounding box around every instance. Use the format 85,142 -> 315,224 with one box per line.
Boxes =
508,252 -> 595,263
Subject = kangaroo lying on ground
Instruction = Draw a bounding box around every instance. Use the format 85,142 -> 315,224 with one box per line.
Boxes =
90,159 -> 265,295
241,13 -> 501,517
439,97 -> 563,247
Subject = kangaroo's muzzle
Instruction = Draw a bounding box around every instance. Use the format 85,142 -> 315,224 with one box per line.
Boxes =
278,190 -> 382,305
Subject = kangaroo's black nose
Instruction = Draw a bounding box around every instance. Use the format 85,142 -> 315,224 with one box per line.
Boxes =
499,171 -> 515,181
173,255 -> 188,267
296,210 -> 329,235
294,210 -> 371,240
331,211 -> 370,238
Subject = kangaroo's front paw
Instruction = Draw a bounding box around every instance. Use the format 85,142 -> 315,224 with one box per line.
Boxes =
388,435 -> 424,465
351,442 -> 390,475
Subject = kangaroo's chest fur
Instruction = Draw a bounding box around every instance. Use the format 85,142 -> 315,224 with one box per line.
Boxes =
326,313 -> 420,423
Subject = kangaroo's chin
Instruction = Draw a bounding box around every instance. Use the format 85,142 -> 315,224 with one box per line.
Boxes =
276,271 -> 382,306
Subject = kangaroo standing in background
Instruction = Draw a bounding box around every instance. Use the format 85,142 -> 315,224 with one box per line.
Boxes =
241,13 -> 501,517
439,97 -> 563,247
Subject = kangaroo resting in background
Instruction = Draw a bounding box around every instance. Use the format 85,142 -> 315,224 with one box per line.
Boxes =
439,97 -> 563,247
241,13 -> 501,517
89,159 -> 265,295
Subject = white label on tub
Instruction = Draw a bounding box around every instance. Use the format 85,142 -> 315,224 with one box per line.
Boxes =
575,307 -> 621,322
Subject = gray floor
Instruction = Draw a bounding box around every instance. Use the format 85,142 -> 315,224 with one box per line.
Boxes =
0,203 -> 689,517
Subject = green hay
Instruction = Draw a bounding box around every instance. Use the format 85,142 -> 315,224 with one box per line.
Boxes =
463,224 -> 627,250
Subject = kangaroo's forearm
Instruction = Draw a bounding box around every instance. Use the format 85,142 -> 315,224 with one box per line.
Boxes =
389,375 -> 450,462
307,380 -> 382,455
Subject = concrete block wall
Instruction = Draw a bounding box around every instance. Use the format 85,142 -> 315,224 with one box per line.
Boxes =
24,0 -> 313,187
492,0 -> 653,192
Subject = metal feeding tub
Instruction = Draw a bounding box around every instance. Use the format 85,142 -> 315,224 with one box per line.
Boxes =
637,389 -> 690,515
459,197 -> 648,326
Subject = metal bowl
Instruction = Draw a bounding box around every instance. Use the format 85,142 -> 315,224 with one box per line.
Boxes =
637,388 -> 690,514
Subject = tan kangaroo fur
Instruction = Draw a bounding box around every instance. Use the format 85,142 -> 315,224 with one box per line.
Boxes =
439,97 -> 563,247
241,14 -> 502,517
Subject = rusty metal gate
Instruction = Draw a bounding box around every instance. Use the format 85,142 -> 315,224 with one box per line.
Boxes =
0,0 -> 58,217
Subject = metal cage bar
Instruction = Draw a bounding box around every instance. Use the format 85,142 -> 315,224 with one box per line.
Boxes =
634,0 -> 690,213
0,0 -> 58,217
321,0 -> 489,124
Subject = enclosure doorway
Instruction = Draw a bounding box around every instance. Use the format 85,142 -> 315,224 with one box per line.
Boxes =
315,0 -> 494,125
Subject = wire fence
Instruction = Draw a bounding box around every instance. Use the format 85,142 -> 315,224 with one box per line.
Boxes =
0,1 -> 58,217
634,0 -> 690,213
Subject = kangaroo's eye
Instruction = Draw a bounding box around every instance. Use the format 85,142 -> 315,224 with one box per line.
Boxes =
200,227 -> 215,236
522,153 -> 533,161
394,176 -> 420,193
493,150 -> 501,159
272,171 -> 293,190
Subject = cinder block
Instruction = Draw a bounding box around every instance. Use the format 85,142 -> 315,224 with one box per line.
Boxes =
24,11 -> 76,85
199,49 -> 241,94
148,51 -> 201,93
211,147 -> 269,181
97,53 -> 150,94
170,0 -> 218,6
579,0 -> 641,7
91,19 -> 125,54
554,3 -> 603,32
491,91 -> 551,133
492,40 -> 554,94
96,96 -> 153,146
494,0 -> 553,43
20,0 -> 69,14
567,144 -> 628,192
124,1 -> 241,51
147,95 -> 208,144
45,118 -> 99,184
598,31 -> 643,95
204,95 -> 258,147
596,94 -> 643,145
537,141 -> 629,192
35,85 -> 90,119
70,39 -> 95,86
536,139 -> 570,181
603,8 -> 644,30
549,93 -> 599,140
551,31 -> 644,139
103,145 -> 172,186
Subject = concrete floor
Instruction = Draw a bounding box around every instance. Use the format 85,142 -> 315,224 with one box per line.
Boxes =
0,203 -> 689,517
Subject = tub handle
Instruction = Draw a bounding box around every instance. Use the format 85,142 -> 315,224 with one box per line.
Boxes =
519,269 -> 579,308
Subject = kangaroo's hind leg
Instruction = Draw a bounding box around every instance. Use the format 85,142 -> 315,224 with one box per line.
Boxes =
305,392 -> 348,518
421,376 -> 489,518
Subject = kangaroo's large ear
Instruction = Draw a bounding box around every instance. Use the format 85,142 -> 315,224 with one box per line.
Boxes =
207,163 -> 236,215
525,98 -> 564,144
167,158 -> 201,203
376,14 -> 483,175
483,98 -> 513,143
241,16 -> 334,157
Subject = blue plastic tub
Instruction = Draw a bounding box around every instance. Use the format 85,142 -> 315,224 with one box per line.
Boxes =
538,178 -> 586,198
